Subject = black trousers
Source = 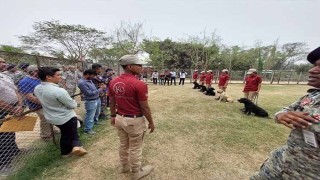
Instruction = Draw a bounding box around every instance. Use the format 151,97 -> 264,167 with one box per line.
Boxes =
170,77 -> 176,85
179,78 -> 185,85
152,78 -> 157,85
56,117 -> 81,155
164,78 -> 170,86
0,111 -> 19,167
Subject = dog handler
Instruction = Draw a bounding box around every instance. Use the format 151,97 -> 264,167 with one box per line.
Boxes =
243,68 -> 262,100
109,55 -> 155,180
250,47 -> 320,179
218,69 -> 230,92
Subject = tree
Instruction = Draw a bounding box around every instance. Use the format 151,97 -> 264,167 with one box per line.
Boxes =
19,20 -> 106,60
0,45 -> 24,53
115,21 -> 145,54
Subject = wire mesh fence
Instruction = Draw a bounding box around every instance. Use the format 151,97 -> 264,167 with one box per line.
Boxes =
0,51 -> 86,176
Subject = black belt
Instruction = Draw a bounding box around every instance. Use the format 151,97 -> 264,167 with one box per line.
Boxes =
117,113 -> 143,118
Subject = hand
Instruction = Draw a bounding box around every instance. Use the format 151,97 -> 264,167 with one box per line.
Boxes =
276,112 -> 319,129
99,84 -> 107,90
11,106 -> 24,115
111,117 -> 115,126
148,122 -> 155,133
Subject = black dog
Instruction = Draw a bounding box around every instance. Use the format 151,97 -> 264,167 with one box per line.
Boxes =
205,87 -> 215,96
199,85 -> 207,92
238,98 -> 269,117
193,82 -> 201,89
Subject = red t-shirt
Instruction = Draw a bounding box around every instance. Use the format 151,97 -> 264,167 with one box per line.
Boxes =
205,73 -> 213,84
243,75 -> 262,92
193,72 -> 198,79
199,74 -> 206,81
218,74 -> 230,86
108,73 -> 148,115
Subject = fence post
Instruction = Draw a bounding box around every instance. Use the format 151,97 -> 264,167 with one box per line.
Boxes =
35,56 -> 41,68
277,71 -> 282,84
297,72 -> 302,84
270,71 -> 275,84
287,71 -> 293,84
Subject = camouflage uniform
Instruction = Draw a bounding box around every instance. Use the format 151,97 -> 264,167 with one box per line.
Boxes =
251,88 -> 320,180
64,71 -> 79,96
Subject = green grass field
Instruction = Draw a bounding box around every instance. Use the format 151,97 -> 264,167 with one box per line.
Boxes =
9,83 -> 310,180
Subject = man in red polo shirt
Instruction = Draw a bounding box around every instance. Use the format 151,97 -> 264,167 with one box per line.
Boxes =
192,70 -> 199,83
243,68 -> 262,100
218,69 -> 230,92
199,71 -> 206,85
205,70 -> 213,88
109,55 -> 155,180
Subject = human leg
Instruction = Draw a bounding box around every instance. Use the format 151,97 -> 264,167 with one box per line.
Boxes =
94,99 -> 101,123
84,100 -> 98,132
248,91 -> 257,101
36,110 -> 52,139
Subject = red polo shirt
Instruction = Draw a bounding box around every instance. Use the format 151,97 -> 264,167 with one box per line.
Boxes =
205,73 -> 213,84
243,75 -> 262,92
108,73 -> 148,115
199,74 -> 206,81
218,74 -> 230,86
193,72 -> 198,79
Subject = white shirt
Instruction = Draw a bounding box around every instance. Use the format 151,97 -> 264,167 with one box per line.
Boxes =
0,72 -> 18,104
179,72 -> 187,78
152,72 -> 159,78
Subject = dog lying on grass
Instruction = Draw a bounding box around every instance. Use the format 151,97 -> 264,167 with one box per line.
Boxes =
204,87 -> 215,96
193,82 -> 201,89
237,98 -> 269,117
215,89 -> 234,102
199,85 -> 207,92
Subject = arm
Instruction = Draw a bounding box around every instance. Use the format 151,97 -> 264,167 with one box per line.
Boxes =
25,93 -> 41,104
139,100 -> 155,133
275,96 -> 318,129
0,100 -> 23,114
78,81 -> 101,97
57,89 -> 77,109
110,96 -> 116,126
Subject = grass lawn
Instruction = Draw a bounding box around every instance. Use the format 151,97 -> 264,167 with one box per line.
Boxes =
9,83 -> 310,180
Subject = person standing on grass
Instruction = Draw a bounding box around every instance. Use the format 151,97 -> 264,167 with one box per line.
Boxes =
109,55 -> 155,180
151,70 -> 159,85
243,68 -> 262,101
179,70 -> 187,85
0,57 -> 23,171
218,69 -> 230,92
78,69 -> 106,134
17,65 -> 53,141
199,71 -> 206,85
34,67 -> 87,158
205,70 -> 213,88
192,70 -> 199,83
170,69 -> 177,85
250,47 -> 320,179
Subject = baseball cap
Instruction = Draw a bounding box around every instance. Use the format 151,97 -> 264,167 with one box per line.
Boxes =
247,68 -> 257,75
222,69 -> 228,72
194,70 -> 198,71
207,70 -> 212,72
307,47 -> 320,64
119,55 -> 146,65
201,71 -> 205,73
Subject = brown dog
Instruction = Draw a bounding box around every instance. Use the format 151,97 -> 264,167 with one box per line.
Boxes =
215,89 -> 234,102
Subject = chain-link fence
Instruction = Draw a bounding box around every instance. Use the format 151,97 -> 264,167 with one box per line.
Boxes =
0,51 -> 86,176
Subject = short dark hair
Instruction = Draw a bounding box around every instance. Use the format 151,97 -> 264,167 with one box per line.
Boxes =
91,63 -> 102,70
83,69 -> 97,76
38,67 -> 60,81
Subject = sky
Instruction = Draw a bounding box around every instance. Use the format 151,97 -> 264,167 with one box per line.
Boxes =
1,0 -> 319,51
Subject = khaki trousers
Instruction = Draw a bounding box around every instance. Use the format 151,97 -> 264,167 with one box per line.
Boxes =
115,115 -> 147,172
35,109 -> 53,138
244,91 -> 257,101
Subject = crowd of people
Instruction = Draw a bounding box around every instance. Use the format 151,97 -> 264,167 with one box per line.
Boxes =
1,46 -> 320,179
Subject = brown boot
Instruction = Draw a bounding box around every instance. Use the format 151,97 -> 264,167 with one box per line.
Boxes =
71,146 -> 88,156
121,164 -> 130,173
131,165 -> 154,180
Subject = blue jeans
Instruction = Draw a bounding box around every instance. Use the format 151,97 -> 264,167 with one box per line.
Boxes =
84,99 -> 101,132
